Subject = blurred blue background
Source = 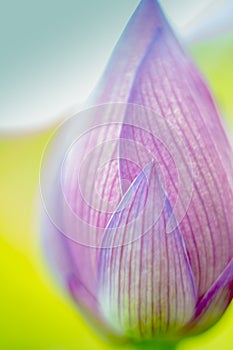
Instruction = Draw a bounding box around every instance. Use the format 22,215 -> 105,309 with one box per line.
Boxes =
1,0 -> 232,131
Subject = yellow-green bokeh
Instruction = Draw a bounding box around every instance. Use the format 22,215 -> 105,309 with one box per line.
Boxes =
0,32 -> 233,350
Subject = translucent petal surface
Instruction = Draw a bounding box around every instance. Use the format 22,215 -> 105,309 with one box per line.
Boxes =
98,163 -> 197,338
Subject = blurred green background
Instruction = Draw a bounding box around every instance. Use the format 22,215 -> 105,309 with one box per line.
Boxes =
0,1 -> 233,349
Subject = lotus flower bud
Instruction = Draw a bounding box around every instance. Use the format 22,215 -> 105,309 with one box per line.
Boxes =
40,0 -> 233,348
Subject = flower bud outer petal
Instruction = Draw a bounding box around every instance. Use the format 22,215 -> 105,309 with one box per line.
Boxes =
41,206 -> 100,314
185,258 -> 233,334
98,162 -> 197,339
89,0 -> 165,105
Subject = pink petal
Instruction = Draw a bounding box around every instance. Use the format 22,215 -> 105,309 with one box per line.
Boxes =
41,204 -> 100,314
89,0 -> 165,105
185,258 -> 233,334
40,105 -> 126,277
98,162 -> 197,338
